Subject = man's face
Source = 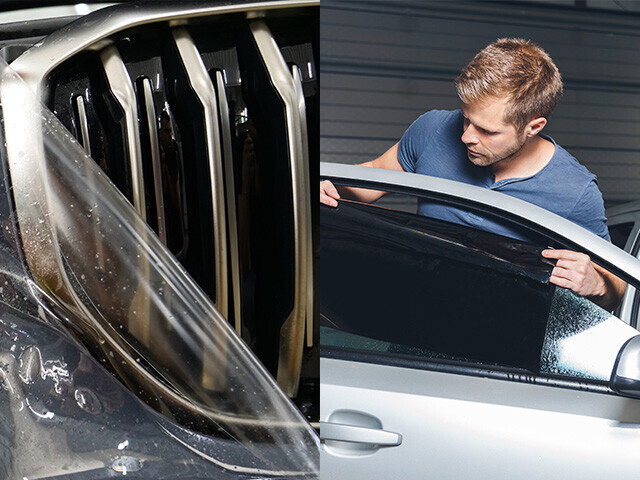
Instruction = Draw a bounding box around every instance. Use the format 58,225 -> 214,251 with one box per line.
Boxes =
460,96 -> 526,167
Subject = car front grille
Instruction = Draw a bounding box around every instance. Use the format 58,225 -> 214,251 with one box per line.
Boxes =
5,1 -> 318,400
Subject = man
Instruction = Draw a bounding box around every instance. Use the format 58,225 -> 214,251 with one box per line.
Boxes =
320,38 -> 626,311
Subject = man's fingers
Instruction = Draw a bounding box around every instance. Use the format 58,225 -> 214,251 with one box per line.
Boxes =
320,180 -> 340,207
549,273 -> 573,289
549,258 -> 604,298
321,180 -> 340,198
321,193 -> 338,207
553,258 -> 590,274
542,248 -> 589,262
550,265 -> 576,281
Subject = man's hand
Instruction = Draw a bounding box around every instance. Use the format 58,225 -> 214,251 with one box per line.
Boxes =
320,143 -> 404,206
542,249 -> 605,297
542,248 -> 626,311
320,180 -> 340,207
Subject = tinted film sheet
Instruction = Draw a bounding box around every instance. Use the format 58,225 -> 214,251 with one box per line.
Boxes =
320,200 -> 555,371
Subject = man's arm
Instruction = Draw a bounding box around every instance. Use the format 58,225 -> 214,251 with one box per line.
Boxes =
320,143 -> 404,206
542,248 -> 626,311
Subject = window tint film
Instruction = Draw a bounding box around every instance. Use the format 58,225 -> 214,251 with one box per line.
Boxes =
320,200 -> 555,371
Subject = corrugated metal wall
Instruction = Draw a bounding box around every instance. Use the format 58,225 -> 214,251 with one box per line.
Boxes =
321,0 -> 640,207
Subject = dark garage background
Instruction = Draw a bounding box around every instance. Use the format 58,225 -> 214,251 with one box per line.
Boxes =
321,0 -> 640,208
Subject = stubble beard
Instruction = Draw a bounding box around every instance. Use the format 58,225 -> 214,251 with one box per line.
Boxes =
466,135 -> 527,168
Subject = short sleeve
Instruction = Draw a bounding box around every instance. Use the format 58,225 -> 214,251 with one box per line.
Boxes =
569,179 -> 610,241
397,110 -> 451,173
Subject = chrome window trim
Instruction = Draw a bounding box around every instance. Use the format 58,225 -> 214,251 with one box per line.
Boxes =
321,162 -> 640,294
606,211 -> 640,325
100,45 -> 147,219
251,20 -> 312,397
172,27 -> 228,320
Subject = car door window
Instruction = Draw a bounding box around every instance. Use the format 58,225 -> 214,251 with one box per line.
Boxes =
321,198 -> 638,385
609,221 -> 635,250
542,288 -> 637,380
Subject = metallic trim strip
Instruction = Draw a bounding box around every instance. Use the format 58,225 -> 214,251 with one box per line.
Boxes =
9,1 -> 318,98
141,78 -> 168,244
321,162 -> 640,287
75,95 -> 108,272
251,21 -> 311,397
100,46 -> 147,219
101,48 -> 152,346
215,70 -> 242,335
173,28 -> 228,391
74,95 -> 91,155
172,28 -> 227,319
292,65 -> 313,349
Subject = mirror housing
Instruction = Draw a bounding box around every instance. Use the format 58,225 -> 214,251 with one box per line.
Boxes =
611,335 -> 640,397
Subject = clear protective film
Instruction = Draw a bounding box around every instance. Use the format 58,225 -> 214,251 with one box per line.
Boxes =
0,57 -> 318,478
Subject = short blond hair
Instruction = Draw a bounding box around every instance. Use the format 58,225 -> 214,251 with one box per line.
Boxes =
455,38 -> 563,130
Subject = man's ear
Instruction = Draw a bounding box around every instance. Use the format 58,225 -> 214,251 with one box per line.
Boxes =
525,117 -> 547,137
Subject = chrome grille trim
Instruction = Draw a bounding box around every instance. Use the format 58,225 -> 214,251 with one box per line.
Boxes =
10,1 -> 317,98
74,95 -> 92,155
292,64 -> 314,349
251,20 -> 311,397
100,45 -> 147,219
215,69 -> 242,335
76,94 -> 108,273
141,77 -> 168,244
172,27 -> 228,320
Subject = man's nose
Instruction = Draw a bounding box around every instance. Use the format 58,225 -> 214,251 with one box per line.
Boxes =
461,125 -> 478,145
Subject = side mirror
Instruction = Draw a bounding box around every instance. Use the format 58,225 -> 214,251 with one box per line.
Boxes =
611,335 -> 640,397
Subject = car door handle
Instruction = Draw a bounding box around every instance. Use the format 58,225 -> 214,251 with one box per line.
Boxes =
320,421 -> 402,446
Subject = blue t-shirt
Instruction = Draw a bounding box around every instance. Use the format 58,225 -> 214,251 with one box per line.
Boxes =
397,109 -> 610,242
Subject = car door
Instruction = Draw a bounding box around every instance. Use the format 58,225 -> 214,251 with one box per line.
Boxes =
320,164 -> 640,480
